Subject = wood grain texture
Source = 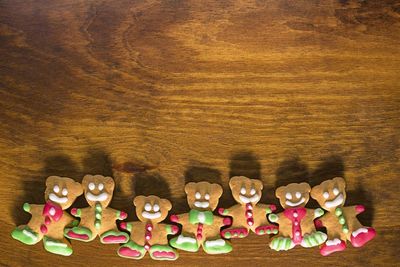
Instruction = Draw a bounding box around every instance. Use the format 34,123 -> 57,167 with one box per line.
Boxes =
1,0 -> 399,266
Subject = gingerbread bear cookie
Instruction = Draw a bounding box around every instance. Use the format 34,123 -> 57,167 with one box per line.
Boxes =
11,176 -> 83,256
64,175 -> 129,244
218,176 -> 278,238
117,195 -> 179,260
268,182 -> 327,251
311,177 -> 376,256
169,182 -> 232,254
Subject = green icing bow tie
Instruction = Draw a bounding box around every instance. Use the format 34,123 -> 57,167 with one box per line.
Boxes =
189,209 -> 214,225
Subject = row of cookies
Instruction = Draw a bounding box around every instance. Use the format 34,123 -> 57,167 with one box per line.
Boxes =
11,175 -> 376,259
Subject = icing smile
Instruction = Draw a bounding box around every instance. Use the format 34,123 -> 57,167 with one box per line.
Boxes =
87,192 -> 109,202
194,201 -> 209,208
285,197 -> 305,207
142,211 -> 161,219
239,194 -> 260,204
49,193 -> 68,204
325,193 -> 344,208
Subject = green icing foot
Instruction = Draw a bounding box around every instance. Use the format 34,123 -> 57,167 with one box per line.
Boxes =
43,236 -> 72,256
301,231 -> 327,248
118,240 -> 146,259
64,226 -> 93,242
203,239 -> 232,254
11,226 -> 39,245
169,235 -> 199,252
270,237 -> 295,251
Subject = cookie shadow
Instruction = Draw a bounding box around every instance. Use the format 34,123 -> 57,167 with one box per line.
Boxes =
346,181 -> 375,226
275,155 -> 310,188
11,154 -> 81,225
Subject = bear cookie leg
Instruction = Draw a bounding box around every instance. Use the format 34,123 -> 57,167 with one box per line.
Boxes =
118,240 -> 146,259
64,226 -> 93,241
170,234 -> 200,252
203,238 -> 232,254
100,229 -> 129,244
149,245 -> 178,261
43,236 -> 73,256
11,225 -> 40,245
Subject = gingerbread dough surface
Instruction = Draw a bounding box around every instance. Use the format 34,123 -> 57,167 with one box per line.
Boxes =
64,175 -> 129,244
268,182 -> 327,251
117,195 -> 179,260
219,176 -> 278,238
11,176 -> 83,256
311,177 -> 376,256
169,182 -> 232,254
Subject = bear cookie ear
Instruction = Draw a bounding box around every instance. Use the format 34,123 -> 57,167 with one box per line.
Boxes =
252,179 -> 263,190
161,198 -> 172,211
211,183 -> 223,198
133,195 -> 146,207
184,182 -> 196,195
275,186 -> 285,199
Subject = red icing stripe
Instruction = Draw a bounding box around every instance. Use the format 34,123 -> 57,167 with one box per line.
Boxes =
67,231 -> 89,240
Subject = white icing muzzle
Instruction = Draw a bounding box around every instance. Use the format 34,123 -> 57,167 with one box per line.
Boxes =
86,192 -> 109,202
239,194 -> 260,204
142,211 -> 161,219
325,193 -> 344,208
194,201 -> 209,208
285,197 -> 305,207
49,193 -> 68,204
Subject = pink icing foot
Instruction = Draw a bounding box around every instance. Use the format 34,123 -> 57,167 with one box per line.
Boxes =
255,225 -> 278,235
221,227 -> 249,239
118,247 -> 142,258
320,239 -> 346,256
102,235 -> 128,243
350,227 -> 376,247
65,230 -> 89,240
152,251 -> 177,259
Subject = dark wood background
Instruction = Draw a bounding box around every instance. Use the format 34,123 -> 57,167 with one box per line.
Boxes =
1,0 -> 399,266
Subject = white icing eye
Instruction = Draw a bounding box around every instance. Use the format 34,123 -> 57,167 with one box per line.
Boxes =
144,203 -> 152,211
240,187 -> 246,194
286,192 -> 292,200
333,188 -> 339,196
153,204 -> 160,212
195,192 -> 201,199
323,192 -> 330,199
295,192 -> 301,198
98,183 -> 104,190
62,188 -> 68,196
88,182 -> 95,190
204,193 -> 210,200
250,188 -> 256,195
53,185 -> 60,193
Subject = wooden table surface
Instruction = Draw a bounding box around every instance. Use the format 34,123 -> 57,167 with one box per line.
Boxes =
1,0 -> 399,266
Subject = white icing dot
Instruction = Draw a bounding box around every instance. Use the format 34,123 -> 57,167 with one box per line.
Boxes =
53,185 -> 60,193
98,183 -> 104,190
195,192 -> 201,199
333,188 -> 339,196
62,188 -> 68,196
250,188 -> 256,195
204,193 -> 210,200
144,203 -> 152,211
88,182 -> 95,190
286,192 -> 292,200
153,204 -> 160,212
323,192 -> 329,199
49,207 -> 56,216
295,192 -> 301,198
240,187 -> 246,195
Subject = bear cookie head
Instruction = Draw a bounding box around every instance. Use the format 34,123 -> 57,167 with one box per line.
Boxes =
134,195 -> 172,224
311,177 -> 346,212
45,176 -> 83,210
275,182 -> 311,209
82,174 -> 115,208
184,181 -> 223,212
229,176 -> 263,205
